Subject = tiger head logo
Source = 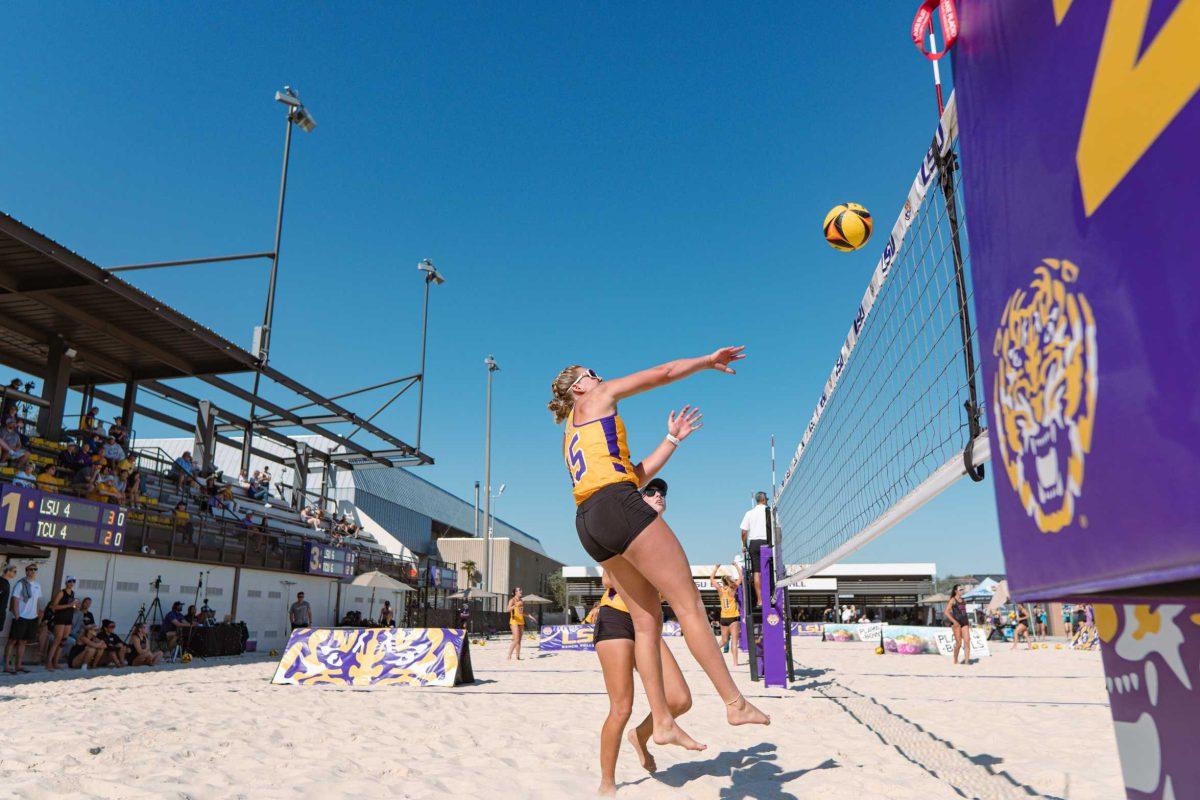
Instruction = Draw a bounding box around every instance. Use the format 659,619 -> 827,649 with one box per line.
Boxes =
993,259 -> 1097,533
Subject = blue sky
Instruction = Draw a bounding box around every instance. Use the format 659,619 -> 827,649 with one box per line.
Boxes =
1,4 -> 1002,576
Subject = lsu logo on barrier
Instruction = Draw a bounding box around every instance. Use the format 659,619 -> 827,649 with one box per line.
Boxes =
271,627 -> 471,687
993,259 -> 1097,533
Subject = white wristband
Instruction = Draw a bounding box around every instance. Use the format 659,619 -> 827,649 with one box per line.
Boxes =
665,433 -> 681,446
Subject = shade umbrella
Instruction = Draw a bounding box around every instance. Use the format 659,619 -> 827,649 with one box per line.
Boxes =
920,592 -> 951,605
350,571 -> 414,621
985,580 -> 1010,613
520,594 -> 552,628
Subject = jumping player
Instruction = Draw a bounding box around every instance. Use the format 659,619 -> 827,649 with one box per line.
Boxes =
549,348 -> 770,752
710,564 -> 742,666
588,478 -> 693,795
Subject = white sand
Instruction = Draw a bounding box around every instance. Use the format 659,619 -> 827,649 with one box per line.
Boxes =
0,637 -> 1121,799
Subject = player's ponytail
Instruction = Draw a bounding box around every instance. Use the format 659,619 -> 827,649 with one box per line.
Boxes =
548,365 -> 582,423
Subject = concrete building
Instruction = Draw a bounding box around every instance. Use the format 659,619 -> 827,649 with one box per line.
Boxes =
436,537 -> 564,607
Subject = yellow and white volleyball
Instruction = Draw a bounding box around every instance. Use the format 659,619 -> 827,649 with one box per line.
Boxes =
823,202 -> 873,251
874,645 -> 885,655
269,649 -> 279,657
181,653 -> 193,664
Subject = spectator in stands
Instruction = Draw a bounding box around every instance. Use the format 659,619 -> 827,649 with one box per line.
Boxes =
6,564 -> 41,674
81,406 -> 101,436
246,470 -> 267,501
97,619 -> 128,667
289,592 -> 312,630
107,416 -> 129,448
0,417 -> 27,464
171,451 -> 196,494
93,464 -> 122,503
300,506 -> 320,530
68,624 -> 105,669
163,601 -> 191,649
185,604 -> 199,627
101,435 -> 125,464
80,441 -> 100,465
58,442 -> 86,473
125,467 -> 141,506
379,601 -> 394,627
36,463 -> 60,493
71,462 -> 98,498
11,455 -> 36,488
1,378 -> 23,422
128,623 -> 163,666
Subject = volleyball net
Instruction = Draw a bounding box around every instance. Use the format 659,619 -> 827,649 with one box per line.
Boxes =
775,93 -> 990,587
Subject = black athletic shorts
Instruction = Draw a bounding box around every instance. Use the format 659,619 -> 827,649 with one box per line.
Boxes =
747,541 -> 765,575
719,616 -> 739,629
9,617 -> 39,642
593,605 -> 634,643
576,482 -> 658,562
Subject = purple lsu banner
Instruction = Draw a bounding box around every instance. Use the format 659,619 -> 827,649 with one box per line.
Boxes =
955,1 -> 1200,599
538,624 -> 595,651
791,622 -> 824,637
1096,602 -> 1200,797
271,627 -> 473,687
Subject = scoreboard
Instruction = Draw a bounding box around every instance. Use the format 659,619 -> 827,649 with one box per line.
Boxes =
0,482 -> 127,553
306,542 -> 357,578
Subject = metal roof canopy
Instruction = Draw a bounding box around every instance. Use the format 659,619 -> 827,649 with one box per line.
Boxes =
0,210 -> 432,469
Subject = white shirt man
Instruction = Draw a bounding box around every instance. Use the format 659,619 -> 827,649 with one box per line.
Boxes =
739,492 -> 770,607
841,606 -> 853,623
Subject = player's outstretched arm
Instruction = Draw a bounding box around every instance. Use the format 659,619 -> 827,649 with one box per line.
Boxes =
602,346 -> 745,403
633,406 -> 703,484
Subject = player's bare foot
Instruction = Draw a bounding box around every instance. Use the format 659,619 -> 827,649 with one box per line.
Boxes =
627,728 -> 657,773
652,720 -> 706,751
726,695 -> 770,726
597,780 -> 617,796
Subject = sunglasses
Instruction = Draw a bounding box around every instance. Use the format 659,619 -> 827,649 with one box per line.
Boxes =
642,488 -> 667,499
568,368 -> 602,390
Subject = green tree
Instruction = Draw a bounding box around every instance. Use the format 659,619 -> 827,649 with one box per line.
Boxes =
460,560 -> 478,587
545,571 -> 568,610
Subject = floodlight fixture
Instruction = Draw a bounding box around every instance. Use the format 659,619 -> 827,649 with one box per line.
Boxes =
418,258 -> 446,285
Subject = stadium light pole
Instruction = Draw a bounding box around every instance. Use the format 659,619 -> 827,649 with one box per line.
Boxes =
415,259 -> 445,454
241,86 -> 317,475
482,355 -> 499,606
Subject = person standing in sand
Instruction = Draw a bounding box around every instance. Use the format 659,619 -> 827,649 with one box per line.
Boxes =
507,588 -> 530,660
549,349 -> 769,754
711,563 -> 742,667
1011,604 -> 1032,650
593,477 -> 693,796
945,585 -> 971,665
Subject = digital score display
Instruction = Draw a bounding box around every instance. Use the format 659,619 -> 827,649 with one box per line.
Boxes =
0,482 -> 127,553
306,542 -> 357,578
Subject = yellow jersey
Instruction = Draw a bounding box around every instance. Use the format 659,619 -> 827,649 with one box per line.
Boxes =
563,411 -> 638,505
717,585 -> 739,619
599,587 -> 629,614
509,600 -> 525,625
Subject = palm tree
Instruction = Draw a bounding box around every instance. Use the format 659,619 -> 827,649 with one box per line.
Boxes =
460,559 -> 478,588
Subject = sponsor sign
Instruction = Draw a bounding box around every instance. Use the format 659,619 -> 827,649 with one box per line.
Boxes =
822,623 -> 884,643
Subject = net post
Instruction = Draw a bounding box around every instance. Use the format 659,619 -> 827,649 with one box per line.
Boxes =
934,133 -> 986,482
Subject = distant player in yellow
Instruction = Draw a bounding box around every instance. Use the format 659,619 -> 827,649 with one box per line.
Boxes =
548,347 -> 770,754
710,563 -> 743,667
507,587 -> 530,660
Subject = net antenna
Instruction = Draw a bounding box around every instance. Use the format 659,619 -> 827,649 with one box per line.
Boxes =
775,93 -> 989,588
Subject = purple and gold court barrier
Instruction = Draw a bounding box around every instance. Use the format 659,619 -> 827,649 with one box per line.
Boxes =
955,1 -> 1200,797
271,628 -> 473,687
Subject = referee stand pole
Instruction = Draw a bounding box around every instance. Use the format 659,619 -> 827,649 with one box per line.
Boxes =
741,545 -> 761,683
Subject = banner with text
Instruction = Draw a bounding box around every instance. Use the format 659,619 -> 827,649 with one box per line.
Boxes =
538,625 -> 596,651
